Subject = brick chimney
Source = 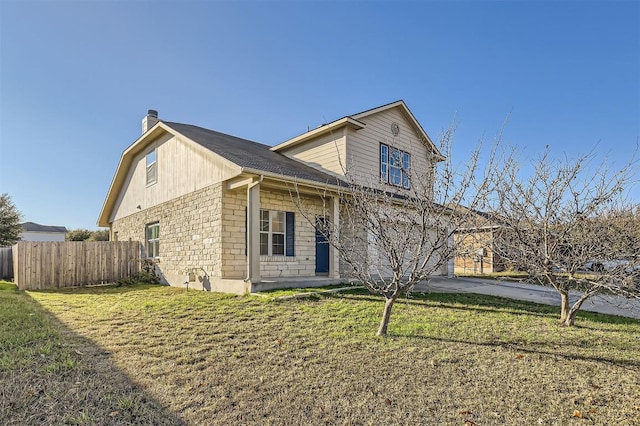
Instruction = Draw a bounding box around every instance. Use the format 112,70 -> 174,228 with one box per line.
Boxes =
141,109 -> 159,134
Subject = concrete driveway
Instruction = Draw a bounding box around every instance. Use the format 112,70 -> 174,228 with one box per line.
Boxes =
414,277 -> 640,320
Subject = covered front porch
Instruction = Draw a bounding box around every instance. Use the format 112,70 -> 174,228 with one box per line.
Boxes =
223,173 -> 343,287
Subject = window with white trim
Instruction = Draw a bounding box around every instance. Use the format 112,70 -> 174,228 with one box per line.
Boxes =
259,209 -> 294,256
380,143 -> 410,189
146,147 -> 157,186
146,222 -> 160,258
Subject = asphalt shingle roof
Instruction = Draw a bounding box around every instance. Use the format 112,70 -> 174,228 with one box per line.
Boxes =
163,121 -> 347,187
21,222 -> 67,233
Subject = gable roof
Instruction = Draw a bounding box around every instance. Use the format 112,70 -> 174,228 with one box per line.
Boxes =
21,222 -> 67,233
99,101 -> 439,227
98,120 -> 347,226
162,122 -> 346,186
271,99 -> 444,160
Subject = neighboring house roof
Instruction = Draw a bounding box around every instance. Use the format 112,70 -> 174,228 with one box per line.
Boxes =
21,222 -> 67,233
450,205 -> 507,231
162,122 -> 346,187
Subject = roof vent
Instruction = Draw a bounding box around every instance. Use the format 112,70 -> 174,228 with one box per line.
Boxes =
142,109 -> 159,134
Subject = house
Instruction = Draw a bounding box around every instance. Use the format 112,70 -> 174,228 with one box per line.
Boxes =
20,222 -> 67,242
452,207 -> 506,274
98,101 -> 447,293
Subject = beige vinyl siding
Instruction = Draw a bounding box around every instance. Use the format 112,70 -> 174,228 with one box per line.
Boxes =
277,129 -> 347,177
110,134 -> 241,222
346,107 -> 433,191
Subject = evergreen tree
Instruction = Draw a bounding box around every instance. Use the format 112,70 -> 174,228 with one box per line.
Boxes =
0,193 -> 22,246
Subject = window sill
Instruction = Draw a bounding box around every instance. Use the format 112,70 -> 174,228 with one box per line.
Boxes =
260,255 -> 296,262
380,180 -> 411,190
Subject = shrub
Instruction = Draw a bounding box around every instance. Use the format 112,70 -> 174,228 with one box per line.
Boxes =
115,271 -> 160,287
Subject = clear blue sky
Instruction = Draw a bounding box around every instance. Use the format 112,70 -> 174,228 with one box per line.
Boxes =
1,1 -> 638,230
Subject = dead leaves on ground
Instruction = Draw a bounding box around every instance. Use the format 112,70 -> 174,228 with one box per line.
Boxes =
572,408 -> 599,420
459,410 -> 476,425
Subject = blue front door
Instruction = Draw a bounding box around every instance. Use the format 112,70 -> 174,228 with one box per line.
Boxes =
315,216 -> 330,274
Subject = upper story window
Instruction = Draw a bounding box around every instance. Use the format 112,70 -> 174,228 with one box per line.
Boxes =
380,143 -> 410,189
146,147 -> 157,186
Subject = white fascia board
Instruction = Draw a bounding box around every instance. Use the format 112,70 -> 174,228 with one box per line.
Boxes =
270,117 -> 365,152
240,167 -> 345,193
353,100 -> 445,162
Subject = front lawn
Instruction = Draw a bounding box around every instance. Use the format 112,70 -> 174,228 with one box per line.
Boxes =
1,281 -> 639,425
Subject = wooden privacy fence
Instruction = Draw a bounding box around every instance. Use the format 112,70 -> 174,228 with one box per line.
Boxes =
13,241 -> 142,290
0,247 -> 13,280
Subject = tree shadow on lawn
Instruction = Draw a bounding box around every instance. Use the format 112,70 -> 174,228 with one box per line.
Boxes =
391,333 -> 640,369
317,291 -> 640,368
29,282 -> 163,296
331,288 -> 640,326
1,290 -> 186,426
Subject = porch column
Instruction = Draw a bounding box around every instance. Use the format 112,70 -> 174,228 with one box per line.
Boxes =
247,181 -> 261,283
447,224 -> 454,277
329,195 -> 340,279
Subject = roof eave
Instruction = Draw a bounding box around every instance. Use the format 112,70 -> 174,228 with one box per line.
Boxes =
240,167 -> 346,192
97,122 -> 172,227
271,117 -> 365,152
353,100 -> 445,162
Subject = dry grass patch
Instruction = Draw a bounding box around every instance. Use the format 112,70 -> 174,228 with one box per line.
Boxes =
2,282 -> 640,425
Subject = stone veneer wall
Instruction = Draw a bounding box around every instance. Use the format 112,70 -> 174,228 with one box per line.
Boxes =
221,187 -> 325,279
112,182 -> 334,290
111,183 -> 223,288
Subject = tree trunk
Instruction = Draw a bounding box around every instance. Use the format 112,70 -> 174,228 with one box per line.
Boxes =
563,294 -> 588,326
559,290 -> 570,323
563,310 -> 578,326
377,297 -> 395,337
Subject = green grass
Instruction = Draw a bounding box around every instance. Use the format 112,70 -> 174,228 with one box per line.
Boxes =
0,281 -> 67,372
2,281 -> 639,425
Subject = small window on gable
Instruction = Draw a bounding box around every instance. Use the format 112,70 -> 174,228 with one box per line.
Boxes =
146,147 -> 157,186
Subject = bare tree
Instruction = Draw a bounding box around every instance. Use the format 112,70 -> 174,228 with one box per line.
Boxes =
291,125 -> 499,336
489,148 -> 640,326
